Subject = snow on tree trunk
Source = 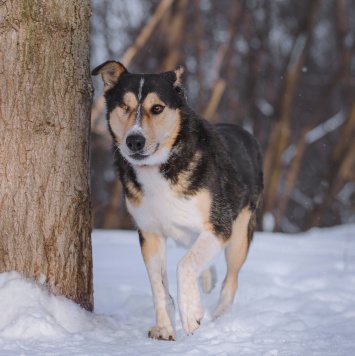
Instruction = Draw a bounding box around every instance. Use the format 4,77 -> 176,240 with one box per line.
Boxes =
0,1 -> 93,311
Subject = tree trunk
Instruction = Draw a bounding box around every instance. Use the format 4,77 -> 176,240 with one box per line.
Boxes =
0,0 -> 93,311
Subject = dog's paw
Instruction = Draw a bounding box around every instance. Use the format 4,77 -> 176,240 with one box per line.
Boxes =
148,326 -> 176,341
180,299 -> 204,335
212,291 -> 233,320
212,284 -> 235,319
212,300 -> 232,320
200,265 -> 217,293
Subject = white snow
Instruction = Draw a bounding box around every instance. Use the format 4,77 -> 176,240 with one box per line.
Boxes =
1,225 -> 355,355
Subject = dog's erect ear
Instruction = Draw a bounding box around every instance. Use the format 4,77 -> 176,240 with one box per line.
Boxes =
91,61 -> 128,92
173,66 -> 185,87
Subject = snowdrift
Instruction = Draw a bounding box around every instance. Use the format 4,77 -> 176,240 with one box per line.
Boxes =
0,225 -> 354,355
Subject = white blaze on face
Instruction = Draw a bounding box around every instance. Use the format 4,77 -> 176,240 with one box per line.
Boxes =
133,77 -> 145,131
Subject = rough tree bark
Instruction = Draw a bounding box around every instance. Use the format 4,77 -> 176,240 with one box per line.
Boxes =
0,1 -> 93,310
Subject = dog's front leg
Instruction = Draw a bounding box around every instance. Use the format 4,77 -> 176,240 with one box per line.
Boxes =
139,230 -> 176,340
177,230 -> 223,335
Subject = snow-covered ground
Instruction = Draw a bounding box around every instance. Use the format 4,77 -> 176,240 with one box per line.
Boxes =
1,225 -> 354,355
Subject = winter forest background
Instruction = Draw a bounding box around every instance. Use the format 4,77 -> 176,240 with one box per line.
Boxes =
89,0 -> 355,233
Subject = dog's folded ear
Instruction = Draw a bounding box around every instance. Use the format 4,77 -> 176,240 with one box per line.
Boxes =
91,61 -> 128,92
173,66 -> 185,87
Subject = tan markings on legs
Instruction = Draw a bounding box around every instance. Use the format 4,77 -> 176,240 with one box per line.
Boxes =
195,190 -> 218,294
177,231 -> 224,335
200,265 -> 217,293
140,231 -> 176,340
212,207 -> 252,319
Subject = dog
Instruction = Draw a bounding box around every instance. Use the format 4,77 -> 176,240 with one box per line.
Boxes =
92,61 -> 263,340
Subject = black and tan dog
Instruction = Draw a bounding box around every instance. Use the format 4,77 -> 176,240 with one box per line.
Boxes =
92,61 -> 263,340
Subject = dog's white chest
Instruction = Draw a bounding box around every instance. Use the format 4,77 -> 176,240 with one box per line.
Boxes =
126,167 -> 203,244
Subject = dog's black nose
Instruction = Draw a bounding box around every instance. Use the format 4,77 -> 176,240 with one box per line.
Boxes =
126,134 -> 146,153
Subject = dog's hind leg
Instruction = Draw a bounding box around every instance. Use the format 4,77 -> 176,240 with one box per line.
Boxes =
139,230 -> 176,340
177,231 -> 224,335
200,265 -> 217,293
212,207 -> 252,319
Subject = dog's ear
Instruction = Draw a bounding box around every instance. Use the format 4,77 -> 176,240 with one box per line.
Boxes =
173,66 -> 185,87
91,61 -> 128,92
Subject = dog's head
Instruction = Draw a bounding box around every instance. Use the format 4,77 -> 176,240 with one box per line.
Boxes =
92,61 -> 186,166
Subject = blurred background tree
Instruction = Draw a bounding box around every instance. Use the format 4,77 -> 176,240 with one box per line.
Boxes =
90,0 -> 355,233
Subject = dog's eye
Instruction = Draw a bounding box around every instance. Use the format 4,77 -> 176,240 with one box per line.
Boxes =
151,105 -> 164,115
119,103 -> 129,111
